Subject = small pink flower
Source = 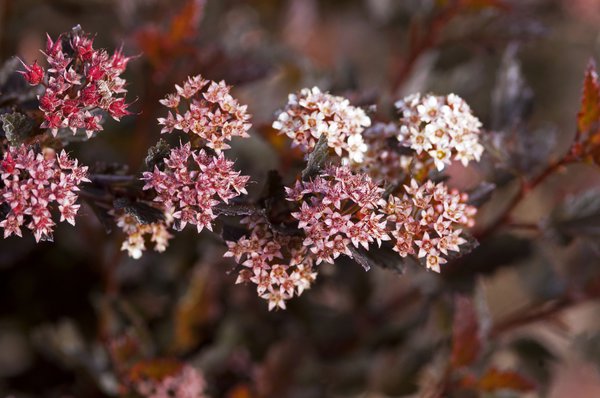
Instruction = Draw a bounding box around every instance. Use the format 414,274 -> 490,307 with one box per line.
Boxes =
18,59 -> 44,85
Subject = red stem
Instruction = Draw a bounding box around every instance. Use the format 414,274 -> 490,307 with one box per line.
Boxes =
475,155 -> 573,240
391,3 -> 460,93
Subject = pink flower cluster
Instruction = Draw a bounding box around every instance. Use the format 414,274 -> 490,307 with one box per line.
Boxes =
158,75 -> 251,153
133,364 -> 208,398
272,87 -> 371,163
384,179 -> 476,272
0,145 -> 89,242
396,93 -> 483,171
224,216 -> 318,311
142,142 -> 249,233
286,166 -> 389,265
22,31 -> 132,137
115,213 -> 173,259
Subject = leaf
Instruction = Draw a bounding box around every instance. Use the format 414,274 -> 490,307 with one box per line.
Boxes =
444,234 -> 533,285
348,244 -> 413,273
127,358 -> 183,383
145,138 -> 171,170
0,111 -> 35,145
511,338 -> 556,387
478,368 -> 536,392
458,0 -> 511,11
168,0 -> 206,43
135,0 -> 206,71
467,181 -> 496,207
491,43 -> 533,130
577,60 -> 600,136
113,198 -> 165,225
548,189 -> 600,244
451,295 -> 481,368
213,203 -> 257,217
302,134 -> 330,180
85,199 -> 114,234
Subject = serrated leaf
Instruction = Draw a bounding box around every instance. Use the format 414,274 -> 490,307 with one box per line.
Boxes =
0,111 -> 35,145
577,60 -> 600,135
451,295 -> 480,368
478,368 -> 536,392
113,198 -> 165,225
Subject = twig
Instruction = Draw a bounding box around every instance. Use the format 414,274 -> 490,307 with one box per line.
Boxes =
391,3 -> 461,93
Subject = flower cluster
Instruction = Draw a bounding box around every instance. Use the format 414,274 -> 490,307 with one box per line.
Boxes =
21,31 -> 132,137
115,213 -> 173,259
383,179 -> 476,272
142,142 -> 249,233
224,216 -> 318,311
0,145 -> 89,242
158,75 -> 251,153
287,166 -> 389,265
128,360 -> 208,398
395,93 -> 483,171
359,122 -> 415,184
272,87 -> 371,163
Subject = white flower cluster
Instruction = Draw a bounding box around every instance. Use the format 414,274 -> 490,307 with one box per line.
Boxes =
116,213 -> 173,259
395,93 -> 484,171
273,87 -> 371,164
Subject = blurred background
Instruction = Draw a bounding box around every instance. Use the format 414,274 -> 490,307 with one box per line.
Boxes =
2,0 -> 600,397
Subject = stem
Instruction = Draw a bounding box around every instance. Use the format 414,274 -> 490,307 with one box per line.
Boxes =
89,174 -> 136,184
475,155 -> 573,239
391,3 -> 460,93
490,296 -> 575,338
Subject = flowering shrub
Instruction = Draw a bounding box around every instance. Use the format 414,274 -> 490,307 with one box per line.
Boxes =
4,3 -> 600,396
